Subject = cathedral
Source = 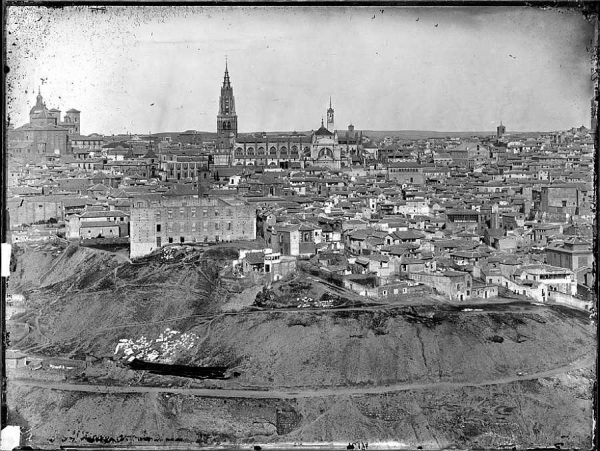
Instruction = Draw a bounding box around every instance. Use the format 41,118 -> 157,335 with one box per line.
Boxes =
8,90 -> 81,162
216,63 -> 357,170
29,89 -> 81,134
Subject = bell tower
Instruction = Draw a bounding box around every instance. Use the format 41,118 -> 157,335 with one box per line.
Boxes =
216,58 -> 238,150
326,97 -> 334,133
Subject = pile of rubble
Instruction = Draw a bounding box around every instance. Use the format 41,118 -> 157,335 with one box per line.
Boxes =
114,328 -> 199,363
161,247 -> 177,262
296,296 -> 334,309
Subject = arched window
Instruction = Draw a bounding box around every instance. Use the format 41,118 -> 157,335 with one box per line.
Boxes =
257,147 -> 265,155
235,147 -> 244,156
318,147 -> 333,159
247,147 -> 255,156
269,146 -> 277,156
280,146 -> 288,156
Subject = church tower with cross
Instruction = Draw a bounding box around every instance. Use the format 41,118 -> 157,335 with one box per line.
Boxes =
216,58 -> 238,150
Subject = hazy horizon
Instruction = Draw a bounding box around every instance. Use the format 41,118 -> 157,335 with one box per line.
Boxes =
6,6 -> 595,135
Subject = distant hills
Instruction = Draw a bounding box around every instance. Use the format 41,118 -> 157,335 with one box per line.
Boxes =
134,129 -> 545,140
360,130 -> 545,140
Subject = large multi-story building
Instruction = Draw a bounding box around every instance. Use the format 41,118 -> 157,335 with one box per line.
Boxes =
8,90 -> 81,162
159,152 -> 212,181
538,183 -> 592,219
545,237 -> 593,275
129,194 -> 257,258
28,90 -> 81,134
386,162 -> 427,185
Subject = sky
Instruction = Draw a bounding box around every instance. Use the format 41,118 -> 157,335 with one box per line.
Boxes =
5,6 -> 595,135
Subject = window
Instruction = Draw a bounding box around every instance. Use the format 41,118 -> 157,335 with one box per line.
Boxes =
168,237 -> 173,243
191,208 -> 196,218
228,222 -> 232,231
215,210 -> 219,217
215,223 -> 219,230
167,210 -> 173,219
156,237 -> 161,247
156,224 -> 161,232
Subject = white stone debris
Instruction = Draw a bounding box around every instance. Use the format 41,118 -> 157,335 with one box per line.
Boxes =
114,328 -> 200,364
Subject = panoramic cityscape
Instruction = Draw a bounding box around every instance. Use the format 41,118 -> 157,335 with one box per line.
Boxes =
2,5 -> 597,450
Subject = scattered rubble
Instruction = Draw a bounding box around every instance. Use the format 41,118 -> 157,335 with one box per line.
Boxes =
114,328 -> 199,364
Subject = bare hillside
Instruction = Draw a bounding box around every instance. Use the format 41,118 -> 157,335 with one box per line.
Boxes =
10,244 -> 233,357
7,243 -> 595,449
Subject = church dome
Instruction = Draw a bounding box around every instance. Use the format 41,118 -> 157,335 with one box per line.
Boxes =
30,91 -> 48,116
30,107 -> 50,119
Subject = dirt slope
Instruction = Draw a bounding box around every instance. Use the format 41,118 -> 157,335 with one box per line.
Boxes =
183,306 -> 594,388
10,243 -> 123,292
9,367 -> 594,449
7,243 -> 596,449
10,244 -> 232,357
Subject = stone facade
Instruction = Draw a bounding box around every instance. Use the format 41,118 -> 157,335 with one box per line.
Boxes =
540,184 -> 580,216
216,65 -> 353,169
409,270 -> 473,301
8,91 -> 80,163
7,196 -> 64,226
386,162 -> 426,185
545,237 -> 593,275
130,195 -> 256,259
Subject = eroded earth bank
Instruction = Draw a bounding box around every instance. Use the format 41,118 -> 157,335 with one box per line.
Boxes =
7,243 -> 596,449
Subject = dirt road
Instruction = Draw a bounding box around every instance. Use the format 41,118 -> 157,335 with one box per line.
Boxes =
11,353 -> 594,399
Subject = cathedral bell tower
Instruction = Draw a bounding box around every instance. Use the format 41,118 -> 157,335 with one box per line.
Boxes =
326,97 -> 334,133
217,59 -> 238,151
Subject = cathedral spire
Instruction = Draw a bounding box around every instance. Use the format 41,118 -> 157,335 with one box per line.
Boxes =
223,57 -> 231,88
217,56 -> 237,150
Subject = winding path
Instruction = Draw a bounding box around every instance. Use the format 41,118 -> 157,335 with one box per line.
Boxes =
11,354 -> 594,400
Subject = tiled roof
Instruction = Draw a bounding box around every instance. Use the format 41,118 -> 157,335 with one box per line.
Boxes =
79,221 -> 121,228
80,210 -> 129,218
